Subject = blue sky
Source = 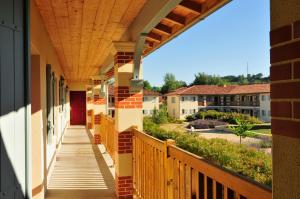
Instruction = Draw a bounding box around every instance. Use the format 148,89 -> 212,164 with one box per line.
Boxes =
143,0 -> 270,86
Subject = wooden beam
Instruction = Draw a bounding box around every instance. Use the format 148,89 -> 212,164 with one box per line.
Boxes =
178,0 -> 203,14
145,40 -> 154,48
129,0 -> 183,40
164,12 -> 185,26
153,23 -> 172,35
146,32 -> 162,43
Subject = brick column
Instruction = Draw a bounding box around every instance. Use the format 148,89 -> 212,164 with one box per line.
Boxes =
86,85 -> 94,129
270,1 -> 300,197
93,79 -> 106,144
113,42 -> 142,198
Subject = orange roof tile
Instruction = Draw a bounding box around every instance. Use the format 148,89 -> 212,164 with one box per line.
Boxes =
166,84 -> 270,96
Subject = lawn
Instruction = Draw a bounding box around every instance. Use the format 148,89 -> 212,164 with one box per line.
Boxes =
250,129 -> 271,135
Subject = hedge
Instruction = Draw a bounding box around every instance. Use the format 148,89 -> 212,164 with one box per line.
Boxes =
143,117 -> 272,187
186,110 -> 263,125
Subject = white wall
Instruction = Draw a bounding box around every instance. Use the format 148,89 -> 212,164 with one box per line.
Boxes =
179,95 -> 198,120
167,96 -> 180,119
259,93 -> 271,122
143,96 -> 159,116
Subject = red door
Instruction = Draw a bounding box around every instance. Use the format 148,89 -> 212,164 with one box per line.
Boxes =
70,91 -> 86,125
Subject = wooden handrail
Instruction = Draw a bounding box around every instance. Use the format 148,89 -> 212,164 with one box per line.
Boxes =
100,114 -> 115,161
132,129 -> 272,199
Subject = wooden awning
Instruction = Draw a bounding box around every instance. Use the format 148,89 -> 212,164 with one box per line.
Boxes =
34,0 -> 229,81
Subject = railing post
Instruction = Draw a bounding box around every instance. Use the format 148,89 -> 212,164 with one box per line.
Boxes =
164,139 -> 175,199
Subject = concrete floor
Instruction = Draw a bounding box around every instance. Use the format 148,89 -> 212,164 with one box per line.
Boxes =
46,126 -> 116,199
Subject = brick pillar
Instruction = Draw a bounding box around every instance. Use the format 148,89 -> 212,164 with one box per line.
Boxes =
270,1 -> 300,198
93,79 -> 106,144
113,43 -> 143,198
86,86 -> 94,129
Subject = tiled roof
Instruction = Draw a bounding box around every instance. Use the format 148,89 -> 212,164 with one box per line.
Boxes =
143,89 -> 161,96
108,85 -> 160,96
166,84 -> 270,96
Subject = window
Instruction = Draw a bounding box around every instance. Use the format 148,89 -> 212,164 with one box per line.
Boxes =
193,109 -> 196,114
143,110 -> 145,114
182,109 -> 185,114
192,96 -> 196,101
171,97 -> 175,103
267,95 -> 270,101
261,110 -> 266,116
143,96 -> 148,101
261,95 -> 265,101
181,97 -> 185,101
268,110 -> 271,116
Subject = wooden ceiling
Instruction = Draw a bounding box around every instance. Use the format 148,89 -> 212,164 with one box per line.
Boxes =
35,0 -> 147,81
35,0 -> 228,81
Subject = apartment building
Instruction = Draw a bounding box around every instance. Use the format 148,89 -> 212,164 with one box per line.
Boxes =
107,87 -> 160,117
166,84 -> 270,122
142,90 -> 161,116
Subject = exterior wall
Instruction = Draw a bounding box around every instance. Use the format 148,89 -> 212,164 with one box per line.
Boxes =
270,0 -> 300,198
142,95 -> 159,116
179,95 -> 198,120
259,93 -> 271,122
31,1 -> 70,198
168,93 -> 269,121
167,96 -> 180,119
68,81 -> 87,91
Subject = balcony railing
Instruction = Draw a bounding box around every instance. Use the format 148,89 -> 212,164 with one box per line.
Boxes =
132,129 -> 272,199
100,113 -> 115,161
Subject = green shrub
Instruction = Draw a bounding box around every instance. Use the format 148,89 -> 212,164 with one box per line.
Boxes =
151,106 -> 168,124
187,110 -> 263,125
143,118 -> 272,187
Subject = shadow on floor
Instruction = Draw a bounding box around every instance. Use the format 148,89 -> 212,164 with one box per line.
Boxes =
46,126 -> 116,199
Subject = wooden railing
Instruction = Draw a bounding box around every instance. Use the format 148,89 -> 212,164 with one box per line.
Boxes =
132,129 -> 272,199
100,113 -> 115,161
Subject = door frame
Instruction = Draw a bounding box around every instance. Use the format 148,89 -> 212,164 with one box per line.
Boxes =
70,91 -> 86,125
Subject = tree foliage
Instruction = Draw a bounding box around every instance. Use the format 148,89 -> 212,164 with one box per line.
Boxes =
191,72 -> 269,86
143,80 -> 152,90
161,73 -> 187,94
229,119 -> 254,144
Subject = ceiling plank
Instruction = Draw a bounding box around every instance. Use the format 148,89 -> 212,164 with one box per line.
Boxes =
153,23 -> 172,35
164,12 -> 186,26
78,0 -> 115,80
67,0 -> 83,80
51,0 -> 73,73
78,0 -> 102,80
178,0 -> 203,14
35,0 -> 69,78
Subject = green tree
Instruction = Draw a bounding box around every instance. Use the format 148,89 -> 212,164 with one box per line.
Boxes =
228,119 -> 253,144
161,73 -> 186,94
152,86 -> 161,93
192,73 -> 227,85
152,106 -> 168,124
143,80 -> 152,90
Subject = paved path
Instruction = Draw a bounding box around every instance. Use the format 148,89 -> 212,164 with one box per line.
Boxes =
46,126 -> 116,199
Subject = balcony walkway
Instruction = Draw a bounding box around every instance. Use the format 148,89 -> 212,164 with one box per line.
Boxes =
46,126 -> 116,199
